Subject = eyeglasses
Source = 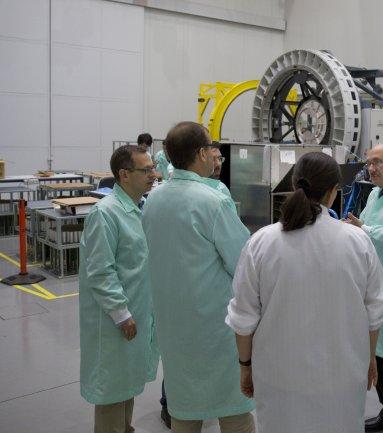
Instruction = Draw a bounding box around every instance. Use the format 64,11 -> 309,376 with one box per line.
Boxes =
124,166 -> 156,175
214,156 -> 225,163
365,159 -> 383,168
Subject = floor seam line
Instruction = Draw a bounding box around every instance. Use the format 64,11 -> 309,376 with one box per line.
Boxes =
0,380 -> 79,404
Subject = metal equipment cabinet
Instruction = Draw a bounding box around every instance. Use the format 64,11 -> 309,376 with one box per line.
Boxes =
0,186 -> 35,236
26,200 -> 53,262
36,209 -> 86,278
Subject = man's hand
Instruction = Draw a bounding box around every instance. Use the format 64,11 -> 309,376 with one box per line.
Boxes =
240,365 -> 254,398
119,317 -> 137,341
343,212 -> 363,228
368,357 -> 378,390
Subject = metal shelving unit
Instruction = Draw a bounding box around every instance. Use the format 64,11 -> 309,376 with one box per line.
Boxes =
36,208 -> 86,278
0,186 -> 35,236
26,200 -> 54,262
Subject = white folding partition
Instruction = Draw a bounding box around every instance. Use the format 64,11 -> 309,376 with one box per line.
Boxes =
51,0 -> 144,172
0,0 -> 144,175
0,0 -> 50,175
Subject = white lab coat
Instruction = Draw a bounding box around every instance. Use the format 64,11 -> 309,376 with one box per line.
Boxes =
226,207 -> 383,433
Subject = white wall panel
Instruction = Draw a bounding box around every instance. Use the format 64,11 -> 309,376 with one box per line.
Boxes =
100,149 -> 115,171
101,1 -> 143,52
101,51 -> 142,101
52,147 -> 102,171
101,101 -> 142,146
0,40 -> 48,94
284,0 -> 365,67
52,45 -> 101,97
0,94 -> 49,148
0,147 -> 50,175
52,97 -> 100,149
52,0 -> 102,47
0,0 -> 49,41
50,0 -> 144,172
144,9 -> 284,139
0,0 -> 49,175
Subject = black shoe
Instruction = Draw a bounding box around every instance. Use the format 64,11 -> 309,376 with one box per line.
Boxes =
161,406 -> 171,429
366,409 -> 383,432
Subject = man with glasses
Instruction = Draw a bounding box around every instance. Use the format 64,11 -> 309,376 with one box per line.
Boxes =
79,145 -> 159,433
208,145 -> 232,197
143,121 -> 255,433
346,144 -> 383,432
211,146 -> 225,180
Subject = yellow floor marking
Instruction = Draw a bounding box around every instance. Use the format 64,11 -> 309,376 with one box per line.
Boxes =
55,293 -> 79,299
31,283 -> 57,299
0,251 -> 40,268
13,284 -> 52,300
0,251 -> 79,300
0,252 -> 20,267
0,277 -> 52,300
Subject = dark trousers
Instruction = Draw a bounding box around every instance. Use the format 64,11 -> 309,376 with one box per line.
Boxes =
160,380 -> 167,408
377,356 -> 383,405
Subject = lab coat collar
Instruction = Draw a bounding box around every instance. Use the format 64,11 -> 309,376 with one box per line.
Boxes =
172,169 -> 216,186
319,204 -> 331,219
201,177 -> 221,189
113,183 -> 141,214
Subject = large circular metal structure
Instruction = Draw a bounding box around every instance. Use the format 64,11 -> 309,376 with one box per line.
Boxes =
252,49 -> 361,155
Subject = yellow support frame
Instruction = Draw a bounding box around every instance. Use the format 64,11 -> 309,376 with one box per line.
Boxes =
198,81 -> 298,142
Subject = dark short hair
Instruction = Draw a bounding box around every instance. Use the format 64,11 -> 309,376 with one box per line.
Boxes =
165,122 -> 211,169
137,133 -> 153,147
280,152 -> 342,231
110,145 -> 147,181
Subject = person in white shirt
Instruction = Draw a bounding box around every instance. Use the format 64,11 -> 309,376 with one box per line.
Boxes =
226,151 -> 383,433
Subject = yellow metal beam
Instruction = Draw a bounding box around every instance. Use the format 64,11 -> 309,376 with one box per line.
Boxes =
208,80 -> 259,141
198,80 -> 298,142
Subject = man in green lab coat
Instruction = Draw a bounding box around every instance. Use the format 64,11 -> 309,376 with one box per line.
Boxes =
143,122 -> 255,433
79,145 -> 159,433
346,144 -> 383,432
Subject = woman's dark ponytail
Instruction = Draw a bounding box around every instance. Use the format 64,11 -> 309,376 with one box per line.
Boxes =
280,152 -> 341,232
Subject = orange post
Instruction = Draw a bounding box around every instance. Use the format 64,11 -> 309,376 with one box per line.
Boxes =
1,199 -> 45,286
18,199 -> 27,275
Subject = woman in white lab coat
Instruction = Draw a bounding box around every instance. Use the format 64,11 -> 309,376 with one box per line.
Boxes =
226,152 -> 383,433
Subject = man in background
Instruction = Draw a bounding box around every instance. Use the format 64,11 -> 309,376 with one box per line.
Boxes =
154,141 -> 172,181
211,146 -> 225,180
137,133 -> 153,152
346,144 -> 383,432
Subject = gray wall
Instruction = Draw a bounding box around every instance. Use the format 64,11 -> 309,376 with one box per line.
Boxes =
143,6 -> 285,140
5,0 -> 382,175
284,0 -> 383,68
0,0 -> 285,174
0,0 -> 144,175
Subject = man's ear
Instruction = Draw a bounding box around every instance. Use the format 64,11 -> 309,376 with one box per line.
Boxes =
118,168 -> 127,182
198,147 -> 207,163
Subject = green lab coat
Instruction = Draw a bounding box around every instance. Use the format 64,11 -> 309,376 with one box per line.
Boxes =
79,183 -> 158,405
142,169 -> 254,420
154,150 -> 170,180
203,177 -> 232,198
360,186 -> 383,357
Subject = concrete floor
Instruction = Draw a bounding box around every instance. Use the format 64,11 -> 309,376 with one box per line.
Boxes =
0,235 -> 381,433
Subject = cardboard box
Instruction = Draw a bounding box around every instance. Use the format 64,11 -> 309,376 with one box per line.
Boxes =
0,160 -> 4,179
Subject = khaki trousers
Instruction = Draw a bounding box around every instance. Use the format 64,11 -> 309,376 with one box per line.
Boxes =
94,398 -> 134,433
171,412 -> 255,433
